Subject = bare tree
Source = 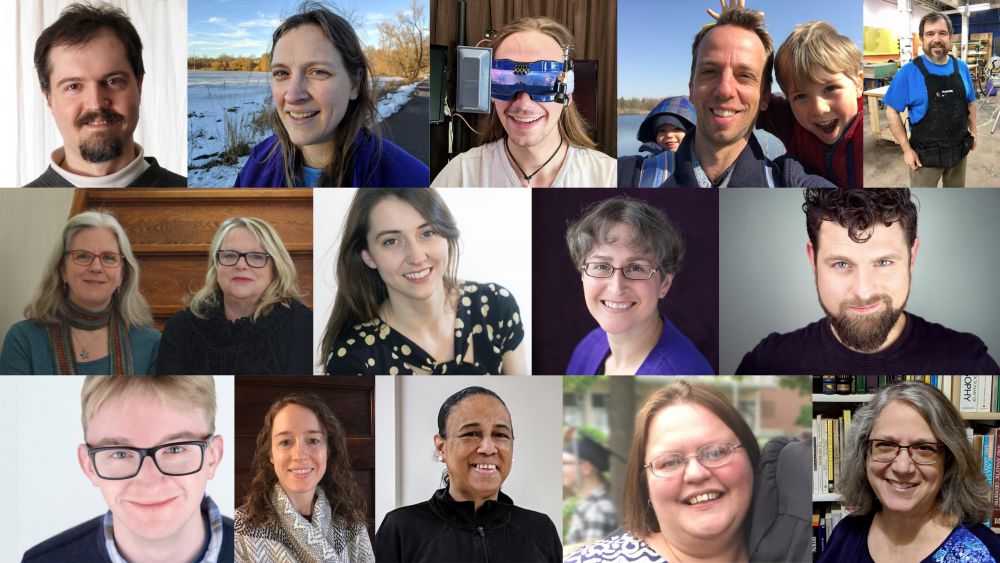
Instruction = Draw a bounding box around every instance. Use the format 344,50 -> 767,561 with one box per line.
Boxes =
377,0 -> 429,80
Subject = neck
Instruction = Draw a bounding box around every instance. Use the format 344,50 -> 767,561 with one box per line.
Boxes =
285,489 -> 316,517
605,315 -> 663,374
647,530 -> 747,563
449,484 -> 498,511
61,141 -> 138,177
875,508 -> 953,544
505,133 -> 566,187
114,508 -> 206,563
926,53 -> 949,65
693,130 -> 750,183
383,284 -> 451,333
301,141 -> 335,169
223,296 -> 258,321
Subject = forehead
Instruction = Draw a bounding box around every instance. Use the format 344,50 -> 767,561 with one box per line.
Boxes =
494,30 -> 564,62
445,394 -> 511,430
588,222 -> 651,257
646,402 -> 738,454
70,226 -> 119,250
870,400 -> 936,440
273,24 -> 341,65
922,18 -> 949,35
814,220 -> 909,258
48,29 -> 132,79
695,24 -> 767,73
87,390 -> 209,443
271,404 -> 323,435
222,226 -> 264,250
368,197 -> 426,235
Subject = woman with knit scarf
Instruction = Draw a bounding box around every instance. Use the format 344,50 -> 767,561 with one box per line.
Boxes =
156,216 -> 313,375
0,211 -> 159,375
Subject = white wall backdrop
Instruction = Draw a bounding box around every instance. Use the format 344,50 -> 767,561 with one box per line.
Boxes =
374,376 -> 563,538
4,375 -> 235,560
313,188 -> 534,373
13,0 -> 187,186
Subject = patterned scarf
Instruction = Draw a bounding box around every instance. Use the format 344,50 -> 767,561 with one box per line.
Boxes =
47,299 -> 133,375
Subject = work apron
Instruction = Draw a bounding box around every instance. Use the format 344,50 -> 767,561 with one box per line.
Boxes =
909,56 -> 973,168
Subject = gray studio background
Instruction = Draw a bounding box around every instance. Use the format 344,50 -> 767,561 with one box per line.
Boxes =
720,189 -> 1000,374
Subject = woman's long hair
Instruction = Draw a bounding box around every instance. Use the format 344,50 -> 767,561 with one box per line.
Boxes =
320,189 -> 460,366
268,2 -> 380,187
240,393 -> 366,531
25,210 -> 152,327
187,217 -> 302,321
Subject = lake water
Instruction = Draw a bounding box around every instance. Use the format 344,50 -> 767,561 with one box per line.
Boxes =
617,113 -> 787,160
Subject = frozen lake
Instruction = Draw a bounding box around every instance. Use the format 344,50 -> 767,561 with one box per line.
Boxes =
187,70 -> 419,187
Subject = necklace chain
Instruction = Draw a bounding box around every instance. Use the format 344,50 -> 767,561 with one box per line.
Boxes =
504,136 -> 564,187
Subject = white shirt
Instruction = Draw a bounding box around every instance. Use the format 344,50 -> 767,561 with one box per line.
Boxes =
49,144 -> 151,187
431,138 -> 616,187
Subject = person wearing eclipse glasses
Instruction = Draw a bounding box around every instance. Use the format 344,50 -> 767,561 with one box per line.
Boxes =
22,376 -> 233,563
431,17 -> 616,188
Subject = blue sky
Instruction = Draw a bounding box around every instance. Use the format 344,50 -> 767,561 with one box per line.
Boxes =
617,0 -> 863,99
188,0 -> 425,57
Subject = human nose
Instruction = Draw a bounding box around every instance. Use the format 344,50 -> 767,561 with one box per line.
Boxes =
135,453 -> 165,480
681,456 -> 711,482
405,239 -> 426,264
477,435 -> 497,455
291,440 -> 308,459
810,96 -> 830,117
890,447 -> 916,472
283,74 -> 309,104
715,67 -> 737,100
850,267 -> 875,299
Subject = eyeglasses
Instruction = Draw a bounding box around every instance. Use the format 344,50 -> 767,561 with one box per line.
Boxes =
644,443 -> 743,478
216,250 -> 270,268
867,439 -> 944,465
582,262 -> 659,280
65,250 -> 124,268
87,437 -> 215,480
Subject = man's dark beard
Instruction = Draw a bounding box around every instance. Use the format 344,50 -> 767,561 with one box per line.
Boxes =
824,294 -> 904,353
76,109 -> 126,163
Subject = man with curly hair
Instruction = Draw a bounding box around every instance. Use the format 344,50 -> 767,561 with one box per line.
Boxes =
737,188 -> 999,374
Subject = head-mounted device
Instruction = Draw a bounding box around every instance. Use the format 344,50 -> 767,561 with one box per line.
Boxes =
490,59 -> 575,104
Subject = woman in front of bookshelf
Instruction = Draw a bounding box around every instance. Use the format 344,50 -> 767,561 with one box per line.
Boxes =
565,381 -> 760,562
819,381 -> 1000,562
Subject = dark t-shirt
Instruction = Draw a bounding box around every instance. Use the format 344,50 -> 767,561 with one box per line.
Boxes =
736,313 -> 999,375
818,512 -> 1000,562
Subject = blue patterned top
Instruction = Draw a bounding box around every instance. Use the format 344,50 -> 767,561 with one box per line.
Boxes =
931,525 -> 994,563
564,531 -> 666,563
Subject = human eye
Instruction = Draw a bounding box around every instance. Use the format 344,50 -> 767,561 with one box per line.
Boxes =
277,439 -> 292,448
656,454 -> 684,471
492,431 -> 511,440
701,444 -> 729,461
625,264 -> 650,275
871,440 -> 897,453
162,444 -> 187,455
308,68 -> 330,78
106,76 -> 126,88
913,443 -> 940,454
420,228 -> 438,239
832,261 -> 850,270
307,437 -> 323,446
76,250 -> 95,260
591,262 -> 612,272
381,237 -> 399,247
271,69 -> 289,79
791,92 -> 806,102
877,259 -> 893,267
460,431 -> 482,439
108,449 -> 134,460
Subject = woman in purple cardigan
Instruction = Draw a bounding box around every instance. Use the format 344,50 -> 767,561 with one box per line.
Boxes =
564,196 -> 713,375
235,4 -> 428,188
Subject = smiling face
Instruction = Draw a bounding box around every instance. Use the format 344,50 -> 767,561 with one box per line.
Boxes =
645,403 -> 752,548
45,29 -> 141,171
361,197 -> 450,305
921,18 -> 951,64
689,24 -> 769,151
60,227 -> 124,311
866,400 -> 944,517
789,71 -> 863,145
656,123 -> 686,152
808,221 -> 918,353
492,30 -> 565,151
78,391 -> 221,545
271,24 -> 359,168
434,394 -> 513,505
582,223 -> 672,339
215,227 -> 274,310
270,404 -> 328,503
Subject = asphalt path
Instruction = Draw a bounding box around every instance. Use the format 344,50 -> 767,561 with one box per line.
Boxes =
381,79 -> 430,166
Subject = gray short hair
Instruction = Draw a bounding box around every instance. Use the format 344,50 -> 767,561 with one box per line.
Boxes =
565,196 -> 685,278
838,381 -> 990,522
25,210 -> 152,328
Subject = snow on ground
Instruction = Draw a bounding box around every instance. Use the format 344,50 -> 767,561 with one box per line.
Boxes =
187,71 -> 419,187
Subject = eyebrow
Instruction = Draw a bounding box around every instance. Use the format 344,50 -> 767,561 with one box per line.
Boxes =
588,255 -> 652,263
823,253 -> 903,264
273,430 -> 325,437
55,71 -> 130,89
373,223 -> 432,239
457,422 -> 512,432
89,431 -> 205,448
270,61 -> 336,69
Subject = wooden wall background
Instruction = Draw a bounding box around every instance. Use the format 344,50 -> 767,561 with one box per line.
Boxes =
429,0 -> 617,176
234,376 -> 377,540
69,189 -> 313,330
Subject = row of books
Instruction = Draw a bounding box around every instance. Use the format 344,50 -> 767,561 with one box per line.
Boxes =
811,505 -> 846,556
815,375 -> 1000,412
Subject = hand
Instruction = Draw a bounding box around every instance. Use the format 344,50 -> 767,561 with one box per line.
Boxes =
903,148 -> 922,170
971,135 -> 977,151
707,0 -> 763,20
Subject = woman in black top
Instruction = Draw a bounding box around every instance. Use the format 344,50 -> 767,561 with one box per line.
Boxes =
322,189 -> 525,375
157,217 -> 312,375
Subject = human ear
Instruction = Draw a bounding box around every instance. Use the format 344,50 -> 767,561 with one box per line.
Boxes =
806,241 -> 817,276
658,273 -> 674,299
78,444 -> 101,487
909,238 -> 920,270
853,71 -> 864,98
204,435 -> 224,480
434,434 -> 445,461
361,249 -> 377,269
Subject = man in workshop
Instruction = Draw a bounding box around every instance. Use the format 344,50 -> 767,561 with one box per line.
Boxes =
884,11 -> 977,187
27,3 -> 186,187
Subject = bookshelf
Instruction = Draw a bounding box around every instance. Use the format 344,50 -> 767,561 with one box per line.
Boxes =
811,376 -> 1000,559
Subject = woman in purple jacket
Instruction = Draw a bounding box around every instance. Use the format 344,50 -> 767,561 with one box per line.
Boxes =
564,196 -> 712,375
235,4 -> 428,188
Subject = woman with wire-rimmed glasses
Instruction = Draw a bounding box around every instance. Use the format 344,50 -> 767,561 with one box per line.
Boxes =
564,196 -> 713,375
0,210 -> 158,375
820,380 -> 1000,561
157,217 -> 312,375
565,381 -> 759,562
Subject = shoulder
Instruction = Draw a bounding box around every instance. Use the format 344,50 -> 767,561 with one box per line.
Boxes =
963,523 -> 1000,558
907,313 -> 991,351
820,513 -> 873,561
737,320 -> 825,374
564,531 -> 657,563
135,158 -> 186,187
565,147 -> 617,186
285,299 -> 313,323
462,281 -> 519,306
163,308 -> 198,330
6,319 -> 47,340
24,166 -> 70,187
380,501 -> 436,528
236,135 -> 284,187
644,318 -> 712,375
567,326 -> 608,375
431,143 -> 496,187
129,325 -> 161,343
370,135 -> 430,186
22,516 -> 106,563
249,134 -> 281,158
772,154 -> 836,188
